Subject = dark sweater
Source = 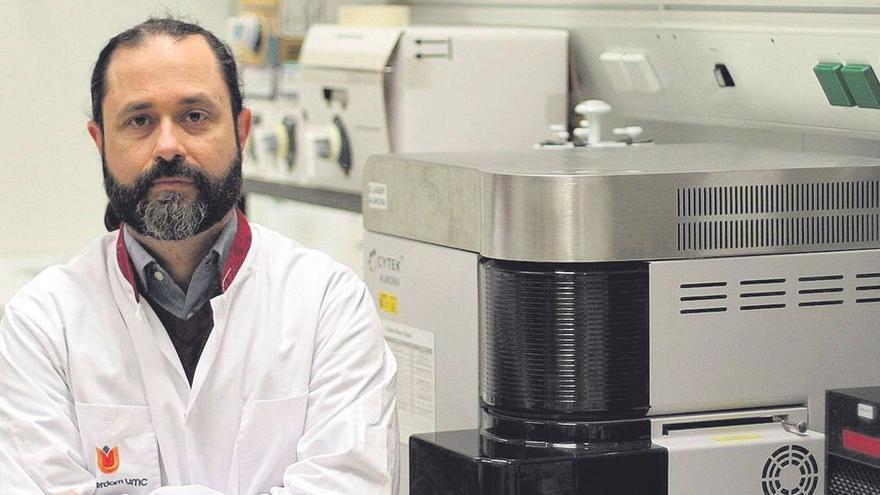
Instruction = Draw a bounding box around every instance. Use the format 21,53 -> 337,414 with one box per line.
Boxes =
144,292 -> 216,385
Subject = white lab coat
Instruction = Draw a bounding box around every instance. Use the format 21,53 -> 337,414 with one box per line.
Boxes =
0,215 -> 399,495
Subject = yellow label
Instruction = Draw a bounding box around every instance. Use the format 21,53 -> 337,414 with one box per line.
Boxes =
711,434 -> 763,443
379,291 -> 398,315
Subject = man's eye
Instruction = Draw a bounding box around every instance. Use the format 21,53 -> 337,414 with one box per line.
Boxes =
186,111 -> 208,123
129,115 -> 150,127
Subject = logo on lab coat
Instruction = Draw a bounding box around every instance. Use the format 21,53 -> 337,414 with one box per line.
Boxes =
96,445 -> 120,474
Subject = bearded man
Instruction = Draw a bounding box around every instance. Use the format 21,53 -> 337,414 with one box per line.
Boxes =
0,18 -> 398,495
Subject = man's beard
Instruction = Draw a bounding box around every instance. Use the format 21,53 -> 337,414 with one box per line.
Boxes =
103,152 -> 242,241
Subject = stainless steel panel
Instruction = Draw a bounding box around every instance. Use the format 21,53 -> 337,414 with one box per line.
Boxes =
363,154 -> 482,252
364,144 -> 880,261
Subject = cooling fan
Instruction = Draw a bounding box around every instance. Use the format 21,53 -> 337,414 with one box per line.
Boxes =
761,444 -> 820,495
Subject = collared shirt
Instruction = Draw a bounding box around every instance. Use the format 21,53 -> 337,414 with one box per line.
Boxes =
123,214 -> 238,320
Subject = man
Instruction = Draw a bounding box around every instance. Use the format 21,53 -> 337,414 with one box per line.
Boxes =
0,18 -> 398,494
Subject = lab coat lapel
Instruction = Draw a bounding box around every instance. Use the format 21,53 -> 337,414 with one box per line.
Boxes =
187,295 -> 229,411
188,210 -> 254,410
109,233 -> 190,483
113,227 -> 191,384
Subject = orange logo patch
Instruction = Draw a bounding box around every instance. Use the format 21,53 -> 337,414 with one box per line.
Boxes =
96,445 -> 120,474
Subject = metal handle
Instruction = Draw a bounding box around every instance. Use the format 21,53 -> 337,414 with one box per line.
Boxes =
782,420 -> 808,434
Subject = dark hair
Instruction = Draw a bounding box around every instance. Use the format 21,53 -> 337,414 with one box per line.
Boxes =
90,17 -> 243,129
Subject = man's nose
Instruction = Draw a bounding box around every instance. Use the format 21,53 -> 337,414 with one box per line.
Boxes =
153,119 -> 185,162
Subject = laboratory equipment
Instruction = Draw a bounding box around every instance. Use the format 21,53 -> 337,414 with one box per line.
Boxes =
243,66 -> 309,182
537,100 -> 648,149
226,16 -> 264,62
296,24 -> 568,193
362,143 -> 880,494
826,387 -> 880,494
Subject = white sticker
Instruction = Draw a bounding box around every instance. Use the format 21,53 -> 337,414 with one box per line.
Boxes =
858,403 -> 876,420
368,182 -> 388,210
383,320 -> 434,441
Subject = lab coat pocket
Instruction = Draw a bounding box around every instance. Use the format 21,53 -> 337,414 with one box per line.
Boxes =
74,403 -> 161,494
238,392 -> 308,495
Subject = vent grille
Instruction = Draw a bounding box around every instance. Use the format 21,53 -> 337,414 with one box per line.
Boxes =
856,273 -> 880,303
761,445 -> 819,495
676,181 -> 880,252
678,214 -> 880,251
679,280 -> 727,314
679,272 -> 877,314
679,181 -> 880,217
828,455 -> 880,494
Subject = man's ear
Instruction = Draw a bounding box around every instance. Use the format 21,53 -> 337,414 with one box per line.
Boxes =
87,120 -> 104,156
236,108 -> 252,153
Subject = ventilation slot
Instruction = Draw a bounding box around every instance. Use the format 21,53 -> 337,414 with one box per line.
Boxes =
678,214 -> 880,251
681,307 -> 727,314
681,295 -> 726,302
741,304 -> 786,311
676,181 -> 880,252
680,281 -> 727,314
800,275 -> 844,282
798,274 -> 844,307
799,300 -> 843,307
761,445 -> 820,495
738,279 -> 787,311
681,281 -> 726,289
679,181 -> 880,218
678,273 -> 880,315
742,278 -> 786,286
741,291 -> 786,298
856,274 -> 880,303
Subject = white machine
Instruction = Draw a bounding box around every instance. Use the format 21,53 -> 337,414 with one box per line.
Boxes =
295,24 -> 568,192
243,24 -> 567,278
363,144 -> 880,494
243,65 -> 307,182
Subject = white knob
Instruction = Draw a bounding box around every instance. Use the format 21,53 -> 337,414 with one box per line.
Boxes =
574,100 -> 612,116
574,100 -> 612,146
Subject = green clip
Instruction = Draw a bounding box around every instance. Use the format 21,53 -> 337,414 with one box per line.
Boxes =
841,64 -> 880,109
813,63 -> 854,107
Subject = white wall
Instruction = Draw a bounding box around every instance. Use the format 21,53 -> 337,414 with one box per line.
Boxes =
0,1 -> 234,256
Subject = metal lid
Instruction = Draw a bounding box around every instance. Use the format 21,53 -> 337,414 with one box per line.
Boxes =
363,143 -> 880,262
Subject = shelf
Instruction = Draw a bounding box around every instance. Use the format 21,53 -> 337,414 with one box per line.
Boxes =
242,177 -> 362,213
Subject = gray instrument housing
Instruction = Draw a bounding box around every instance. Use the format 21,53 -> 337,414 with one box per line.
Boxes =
363,144 -> 880,261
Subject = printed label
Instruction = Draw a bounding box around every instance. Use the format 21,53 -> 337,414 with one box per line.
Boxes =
379,291 -> 398,314
368,182 -> 388,210
711,434 -> 763,443
383,320 -> 435,442
859,403 -> 876,421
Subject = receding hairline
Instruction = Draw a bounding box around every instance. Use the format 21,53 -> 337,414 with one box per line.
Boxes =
104,32 -> 220,76
100,33 -> 232,113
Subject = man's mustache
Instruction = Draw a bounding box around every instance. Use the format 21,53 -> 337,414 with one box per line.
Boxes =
133,157 -> 209,192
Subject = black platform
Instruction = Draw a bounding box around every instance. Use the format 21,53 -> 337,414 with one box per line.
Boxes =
410,429 -> 668,495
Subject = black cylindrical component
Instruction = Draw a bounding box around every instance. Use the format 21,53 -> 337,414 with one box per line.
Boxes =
479,259 -> 650,423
